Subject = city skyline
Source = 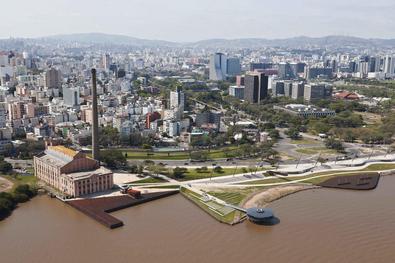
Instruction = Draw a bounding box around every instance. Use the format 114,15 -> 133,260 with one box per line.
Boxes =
0,0 -> 394,42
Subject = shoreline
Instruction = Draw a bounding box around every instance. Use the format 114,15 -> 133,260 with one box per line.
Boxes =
241,184 -> 319,209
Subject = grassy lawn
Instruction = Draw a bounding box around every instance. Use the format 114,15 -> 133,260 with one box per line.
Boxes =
131,177 -> 168,184
2,174 -> 37,186
180,187 -> 240,224
144,185 -> 180,189
290,138 -> 321,145
176,167 -> 268,181
1,174 -> 38,192
295,147 -> 337,155
121,146 -> 240,160
208,188 -> 256,206
236,163 -> 395,186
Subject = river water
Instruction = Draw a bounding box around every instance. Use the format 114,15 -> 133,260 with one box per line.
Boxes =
1,176 -> 395,263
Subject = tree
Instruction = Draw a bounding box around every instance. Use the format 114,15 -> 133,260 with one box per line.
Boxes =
100,150 -> 126,168
100,126 -> 120,146
213,166 -> 223,173
317,157 -> 327,166
285,127 -> 300,140
14,184 -> 36,198
325,138 -> 344,152
0,161 -> 12,173
173,167 -> 187,179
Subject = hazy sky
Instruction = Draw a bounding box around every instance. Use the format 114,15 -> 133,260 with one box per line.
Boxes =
1,0 -> 394,41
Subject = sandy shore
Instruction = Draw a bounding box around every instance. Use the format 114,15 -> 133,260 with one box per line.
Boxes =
242,184 -> 317,209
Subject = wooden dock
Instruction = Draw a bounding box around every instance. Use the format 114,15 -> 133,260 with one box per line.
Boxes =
67,191 -> 178,229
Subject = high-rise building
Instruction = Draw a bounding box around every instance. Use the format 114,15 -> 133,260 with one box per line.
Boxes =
226,58 -> 241,76
272,81 -> 285,97
63,87 -> 80,107
278,62 -> 295,80
291,82 -> 305,100
229,85 -> 245,99
305,67 -> 333,80
250,63 -> 273,71
244,72 -> 268,103
209,53 -> 227,81
236,75 -> 245,86
284,81 -> 293,97
45,68 -> 61,89
170,87 -> 185,115
384,56 -> 395,75
102,54 -> 111,70
304,84 -> 333,101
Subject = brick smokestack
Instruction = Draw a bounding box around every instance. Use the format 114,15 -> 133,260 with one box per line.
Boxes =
91,68 -> 99,161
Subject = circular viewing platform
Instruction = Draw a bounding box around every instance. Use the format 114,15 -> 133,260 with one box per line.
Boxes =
246,208 -> 276,225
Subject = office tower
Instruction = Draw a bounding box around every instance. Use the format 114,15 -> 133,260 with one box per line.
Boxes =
277,62 -> 295,80
272,81 -> 285,97
250,63 -> 273,71
244,72 -> 268,103
348,61 -> 358,73
236,75 -> 245,86
102,54 -> 111,70
296,62 -> 306,74
291,82 -> 305,100
209,53 -> 227,81
229,85 -> 245,99
170,87 -> 185,114
305,67 -> 333,80
45,68 -> 61,89
226,58 -> 241,76
359,61 -> 369,77
304,84 -> 333,101
91,69 -> 99,161
63,87 -> 80,107
284,81 -> 293,97
369,57 -> 381,72
384,56 -> 395,75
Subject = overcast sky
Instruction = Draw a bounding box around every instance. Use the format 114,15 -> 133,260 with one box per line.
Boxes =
1,0 -> 394,41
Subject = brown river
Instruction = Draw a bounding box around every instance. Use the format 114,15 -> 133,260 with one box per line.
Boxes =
1,176 -> 395,263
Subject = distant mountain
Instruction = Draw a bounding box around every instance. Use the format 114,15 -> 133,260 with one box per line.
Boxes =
3,33 -> 395,49
41,33 -> 178,47
189,36 -> 395,48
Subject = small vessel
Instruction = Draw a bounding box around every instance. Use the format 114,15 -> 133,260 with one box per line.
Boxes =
246,208 -> 275,225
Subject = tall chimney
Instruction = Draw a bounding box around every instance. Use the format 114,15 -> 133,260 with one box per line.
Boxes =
91,68 -> 99,161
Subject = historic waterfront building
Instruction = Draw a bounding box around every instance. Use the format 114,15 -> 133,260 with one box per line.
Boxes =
34,146 -> 113,197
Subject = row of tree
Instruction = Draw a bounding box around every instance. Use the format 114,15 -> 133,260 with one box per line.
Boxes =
0,184 -> 37,220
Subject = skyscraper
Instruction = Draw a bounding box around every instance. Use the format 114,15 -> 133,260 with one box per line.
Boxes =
102,53 -> 111,70
291,82 -> 305,100
304,84 -> 333,101
244,72 -> 268,103
209,53 -> 227,81
170,87 -> 185,119
226,58 -> 241,76
384,56 -> 395,75
277,62 -> 295,80
63,86 -> 80,107
45,68 -> 61,89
